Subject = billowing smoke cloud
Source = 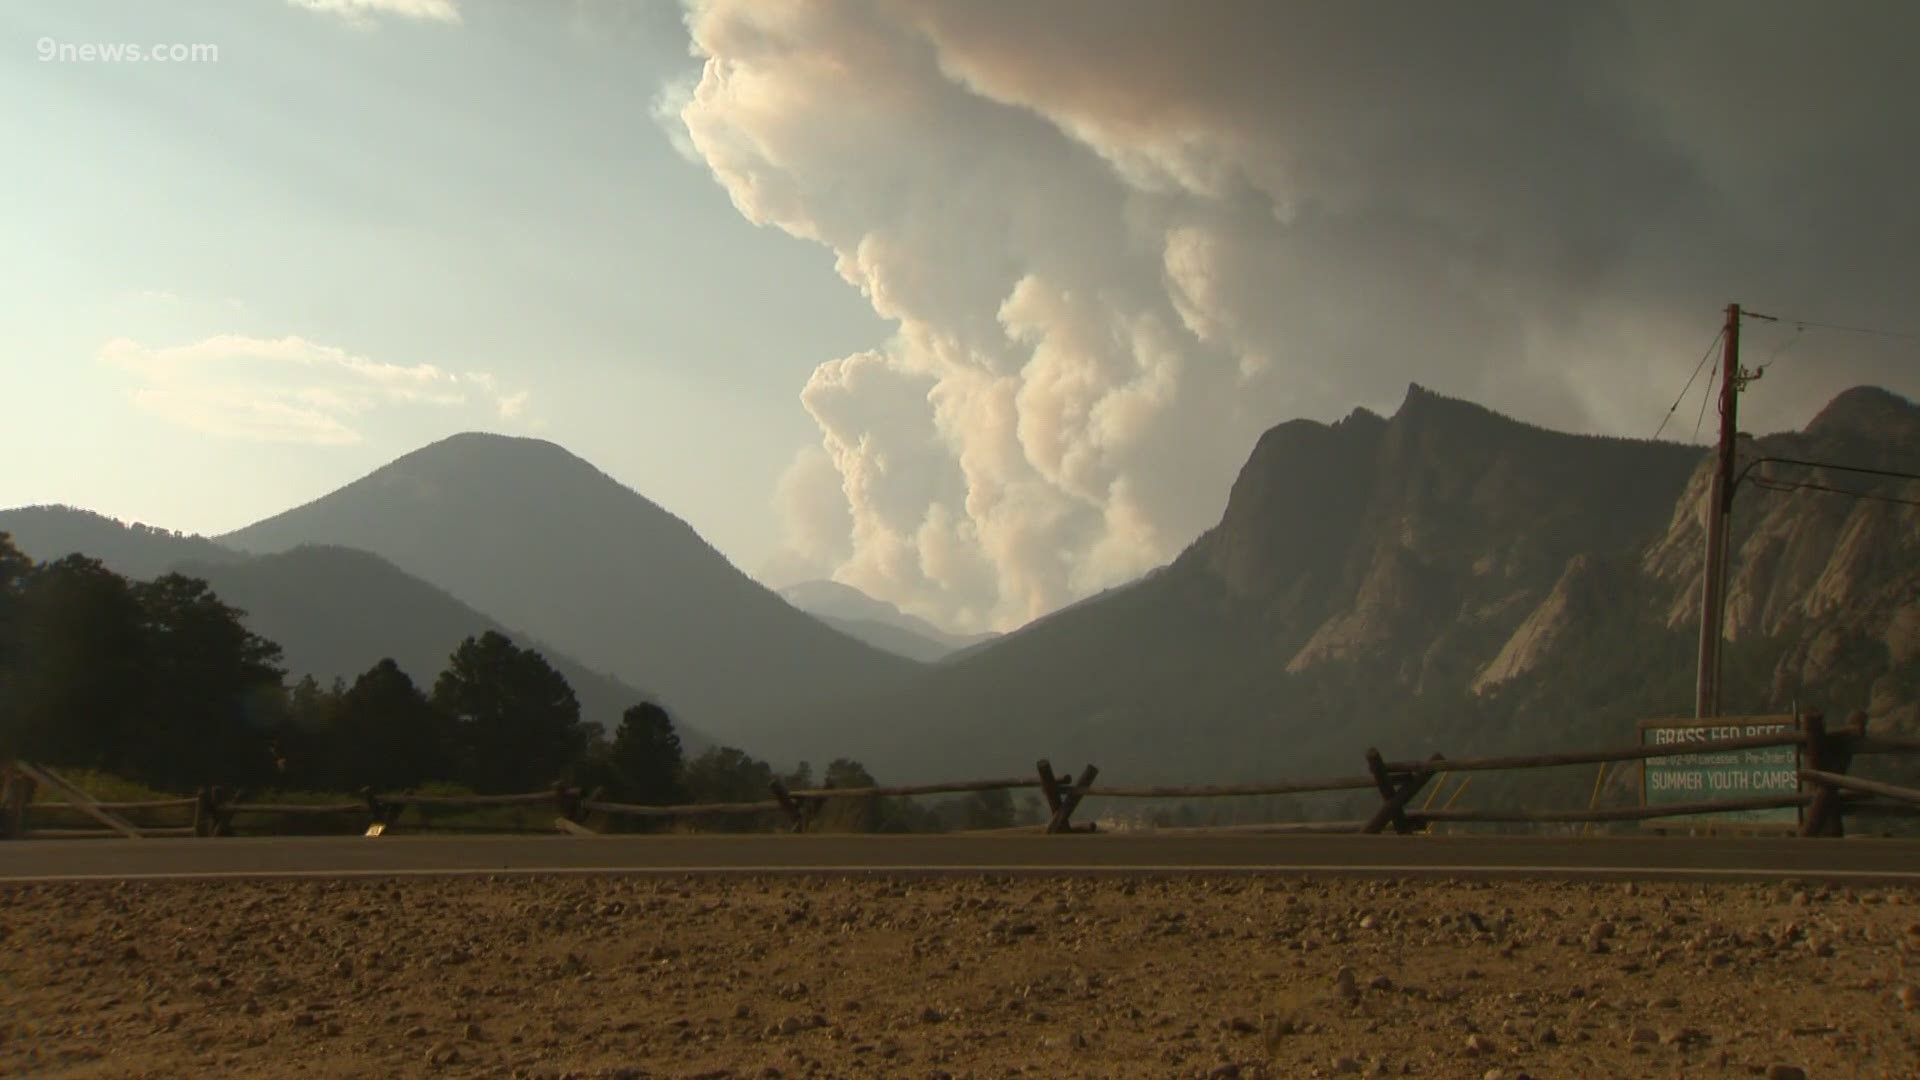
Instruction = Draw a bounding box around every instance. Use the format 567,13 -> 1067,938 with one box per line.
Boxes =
671,0 -> 1920,631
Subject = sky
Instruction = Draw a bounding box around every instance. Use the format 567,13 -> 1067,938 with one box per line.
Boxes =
3,0 -> 1916,635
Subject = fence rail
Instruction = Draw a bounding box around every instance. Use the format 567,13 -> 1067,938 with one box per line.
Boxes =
5,711 -> 1918,841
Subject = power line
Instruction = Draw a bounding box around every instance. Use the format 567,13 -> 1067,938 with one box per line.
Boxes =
1653,326 -> 1725,441
1737,454 -> 1920,510
1740,455 -> 1920,487
1756,314 -> 1919,341
1751,323 -> 1804,376
1748,476 -> 1920,509
1691,356 -> 1717,443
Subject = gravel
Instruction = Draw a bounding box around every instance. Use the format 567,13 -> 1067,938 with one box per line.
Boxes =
1,874 -> 1916,1077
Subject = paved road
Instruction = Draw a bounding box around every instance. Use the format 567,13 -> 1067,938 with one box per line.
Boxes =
2,833 -> 1918,883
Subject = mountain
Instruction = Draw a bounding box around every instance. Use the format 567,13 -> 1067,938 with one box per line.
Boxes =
1635,386 -> 1920,731
792,384 -> 1918,787
0,509 -> 685,742
220,433 -> 917,758
176,546 -> 691,743
779,579 -> 997,662
0,505 -> 243,580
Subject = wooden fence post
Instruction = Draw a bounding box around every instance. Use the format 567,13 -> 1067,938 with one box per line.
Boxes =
1362,749 -> 1434,835
207,786 -> 237,837
193,786 -> 216,838
1799,712 -> 1849,838
1035,760 -> 1063,820
1046,765 -> 1099,834
1,765 -> 32,840
769,779 -> 804,833
553,784 -> 599,837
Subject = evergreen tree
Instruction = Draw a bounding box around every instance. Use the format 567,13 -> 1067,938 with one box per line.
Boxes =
0,558 -> 283,789
603,701 -> 686,805
324,659 -> 451,792
0,534 -> 32,749
2,555 -> 147,769
268,673 -> 340,788
130,574 -> 284,789
431,631 -> 585,793
682,746 -> 775,804
823,757 -> 877,790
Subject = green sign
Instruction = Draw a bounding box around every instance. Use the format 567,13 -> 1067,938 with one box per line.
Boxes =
1639,716 -> 1801,827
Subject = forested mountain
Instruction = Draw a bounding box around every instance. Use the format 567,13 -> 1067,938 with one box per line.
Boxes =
176,546 -> 686,741
0,510 -> 679,739
790,385 -> 1920,786
220,433 -> 917,755
0,506 -> 242,580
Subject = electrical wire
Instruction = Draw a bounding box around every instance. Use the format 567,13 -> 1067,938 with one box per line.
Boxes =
1764,316 -> 1919,341
1691,357 -> 1717,443
1752,323 -> 1804,377
1653,326 -> 1725,441
1749,476 -> 1920,509
1741,456 -> 1920,486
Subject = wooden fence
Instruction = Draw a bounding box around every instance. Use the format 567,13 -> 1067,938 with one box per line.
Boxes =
5,711 -> 1919,841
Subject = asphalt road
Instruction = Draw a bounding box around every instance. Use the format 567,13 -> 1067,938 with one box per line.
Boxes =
2,832 -> 1918,883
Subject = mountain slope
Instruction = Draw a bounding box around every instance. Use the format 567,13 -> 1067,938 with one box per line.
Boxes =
779,579 -> 997,662
795,384 -> 1844,784
0,508 -> 685,742
221,433 -> 917,757
1636,386 -> 1920,731
0,505 -> 243,580
177,546 -> 690,742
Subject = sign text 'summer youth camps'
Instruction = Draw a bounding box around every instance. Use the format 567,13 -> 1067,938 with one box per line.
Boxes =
1638,715 -> 1802,828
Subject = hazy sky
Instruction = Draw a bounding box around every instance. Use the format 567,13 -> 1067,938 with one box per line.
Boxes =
1,0 -> 884,573
4,1 -> 1916,634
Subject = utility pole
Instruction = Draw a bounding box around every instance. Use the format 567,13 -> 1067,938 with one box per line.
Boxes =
1695,302 -> 1758,718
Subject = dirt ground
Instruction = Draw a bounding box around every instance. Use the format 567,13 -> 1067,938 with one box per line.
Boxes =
2,873 -> 1916,1079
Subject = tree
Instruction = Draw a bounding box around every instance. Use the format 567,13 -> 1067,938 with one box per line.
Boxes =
785,760 -> 815,791
602,701 -> 687,805
0,549 -> 285,788
2,555 -> 148,770
431,631 -> 585,793
322,659 -> 451,792
816,757 -> 886,832
268,674 -> 341,788
130,574 -> 284,789
0,534 -> 33,749
682,746 -> 775,805
823,757 -> 876,790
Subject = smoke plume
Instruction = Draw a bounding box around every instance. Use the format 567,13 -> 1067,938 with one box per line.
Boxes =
671,0 -> 1920,631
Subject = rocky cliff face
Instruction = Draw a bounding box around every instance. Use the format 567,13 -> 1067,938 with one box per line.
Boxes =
1638,386 -> 1920,730
1195,383 -> 1701,692
811,383 -> 1918,783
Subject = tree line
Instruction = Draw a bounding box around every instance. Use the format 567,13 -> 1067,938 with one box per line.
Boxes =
0,533 -> 929,814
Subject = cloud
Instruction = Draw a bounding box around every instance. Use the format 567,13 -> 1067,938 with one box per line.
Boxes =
287,0 -> 461,26
101,334 -> 527,445
671,0 -> 1920,632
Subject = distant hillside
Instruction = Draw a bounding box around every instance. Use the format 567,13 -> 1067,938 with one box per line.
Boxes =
794,385 -> 1918,786
0,505 -> 241,580
177,546 -> 691,742
221,433 -> 916,758
0,508 -> 688,743
779,579 -> 997,662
